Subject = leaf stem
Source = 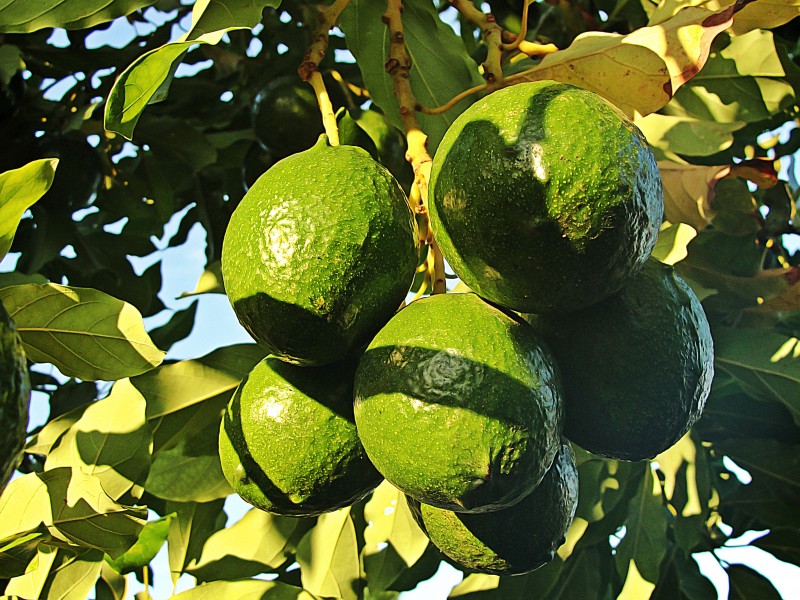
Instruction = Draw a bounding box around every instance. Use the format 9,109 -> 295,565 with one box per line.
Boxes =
419,81 -> 487,115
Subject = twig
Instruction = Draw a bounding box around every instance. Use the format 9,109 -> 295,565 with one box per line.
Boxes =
448,0 -> 504,90
418,81 -> 487,115
500,0 -> 533,51
383,0 -> 446,294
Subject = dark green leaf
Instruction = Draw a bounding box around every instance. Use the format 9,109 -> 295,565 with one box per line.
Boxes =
727,564 -> 782,600
148,301 -> 198,353
166,500 -> 226,586
751,529 -> 800,566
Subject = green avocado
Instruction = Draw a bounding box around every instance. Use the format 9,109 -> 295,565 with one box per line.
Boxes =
1,301 -> 30,490
408,440 -> 578,575
528,259 -> 714,460
354,292 -> 564,513
429,80 -> 663,313
221,135 -> 419,366
218,356 -> 382,516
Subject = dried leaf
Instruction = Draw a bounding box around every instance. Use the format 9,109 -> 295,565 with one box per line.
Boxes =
511,5 -> 736,118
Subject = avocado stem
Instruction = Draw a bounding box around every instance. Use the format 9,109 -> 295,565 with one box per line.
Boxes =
308,71 -> 340,146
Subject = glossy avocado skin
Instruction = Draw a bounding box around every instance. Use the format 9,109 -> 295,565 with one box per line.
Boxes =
222,137 -> 419,366
529,259 -> 714,461
218,356 -> 382,516
0,302 -> 30,491
429,80 -> 663,313
354,293 -> 564,513
408,440 -> 579,575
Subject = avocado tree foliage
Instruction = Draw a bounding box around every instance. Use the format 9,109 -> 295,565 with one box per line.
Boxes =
0,0 -> 799,597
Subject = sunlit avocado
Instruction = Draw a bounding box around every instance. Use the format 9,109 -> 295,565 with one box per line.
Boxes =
218,356 -> 382,516
222,135 -> 419,366
408,440 -> 578,575
429,80 -> 663,313
354,292 -> 564,513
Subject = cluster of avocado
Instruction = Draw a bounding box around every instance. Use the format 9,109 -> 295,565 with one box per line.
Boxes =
218,80 -> 714,576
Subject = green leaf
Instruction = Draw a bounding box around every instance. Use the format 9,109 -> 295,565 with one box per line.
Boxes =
183,0 -> 279,44
148,301 -> 198,353
751,529 -> 800,566
339,0 -> 482,153
0,526 -> 48,579
170,579 -> 318,599
547,543 -> 614,600
180,261 -> 224,297
713,327 -> 800,425
652,223 -> 698,266
615,466 -> 668,585
104,41 -> 198,140
104,0 -> 274,140
186,508 -> 310,582
715,438 -> 800,489
727,564 -> 782,599
166,500 -> 226,585
0,0 -> 157,33
6,545 -> 104,600
0,158 -> 57,260
0,283 -> 165,381
67,379 -> 152,503
134,343 -> 265,420
0,469 -> 147,559
144,438 -> 232,503
95,561 -> 128,600
108,514 -> 173,574
636,113 -> 745,156
362,481 -> 428,592
297,507 -> 362,600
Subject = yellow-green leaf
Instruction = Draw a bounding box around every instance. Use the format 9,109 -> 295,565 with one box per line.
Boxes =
652,222 -> 698,266
658,161 -> 731,230
297,507 -> 361,600
511,5 -> 736,118
0,283 -> 165,381
0,158 -> 57,261
0,0 -> 156,33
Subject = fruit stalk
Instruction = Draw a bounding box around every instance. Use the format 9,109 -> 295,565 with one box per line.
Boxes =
383,0 -> 445,293
297,0 -> 351,145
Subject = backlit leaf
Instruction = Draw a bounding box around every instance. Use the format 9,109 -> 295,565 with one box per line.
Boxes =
615,466 -> 668,585
0,158 -> 57,260
187,508 -> 311,582
658,162 -> 729,230
652,223 -> 698,266
0,283 -> 164,381
362,481 -> 428,591
0,0 -> 156,33
297,507 -> 362,600
650,0 -> 800,34
713,326 -> 800,424
6,545 -> 103,600
636,113 -> 744,156
512,5 -> 736,118
170,579 -> 318,599
183,0 -> 279,44
166,500 -> 227,585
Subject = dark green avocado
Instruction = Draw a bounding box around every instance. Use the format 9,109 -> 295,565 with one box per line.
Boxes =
1,301 -> 30,490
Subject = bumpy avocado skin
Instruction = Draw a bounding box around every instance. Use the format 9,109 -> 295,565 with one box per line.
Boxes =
218,356 -> 382,516
408,440 -> 578,575
1,302 -> 30,490
354,293 -> 564,513
529,259 -> 714,460
222,137 -> 419,366
429,80 -> 663,313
